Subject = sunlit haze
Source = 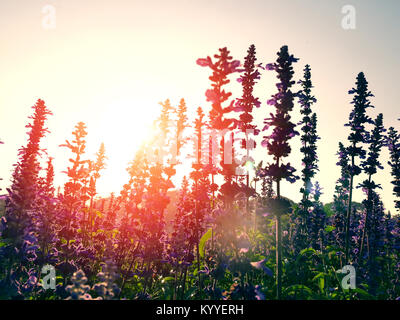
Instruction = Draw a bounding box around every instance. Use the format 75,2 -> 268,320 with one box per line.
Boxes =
1,0 -> 400,213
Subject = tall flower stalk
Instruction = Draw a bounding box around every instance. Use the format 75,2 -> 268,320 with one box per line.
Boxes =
331,142 -> 351,250
358,113 -> 385,259
87,143 -> 107,234
387,126 -> 400,212
175,98 -> 188,160
6,99 -> 52,247
298,65 -> 319,209
197,47 -> 240,205
2,99 -> 51,297
261,46 -> 299,299
60,122 -> 90,233
235,44 -> 262,213
344,72 -> 374,263
292,65 -> 319,249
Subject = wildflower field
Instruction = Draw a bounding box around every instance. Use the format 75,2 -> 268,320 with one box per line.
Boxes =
1,42 -> 399,301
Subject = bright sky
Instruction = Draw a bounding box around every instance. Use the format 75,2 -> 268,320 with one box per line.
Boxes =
1,0 -> 400,213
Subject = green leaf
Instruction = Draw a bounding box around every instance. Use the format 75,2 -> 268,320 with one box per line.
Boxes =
319,277 -> 325,292
312,272 -> 326,293
353,288 -> 374,299
284,284 -> 313,298
323,203 -> 335,217
325,225 -> 336,232
299,247 -> 317,256
297,247 -> 318,264
199,228 -> 213,259
161,277 -> 175,284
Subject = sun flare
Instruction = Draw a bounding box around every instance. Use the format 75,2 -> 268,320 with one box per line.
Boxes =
91,98 -> 159,196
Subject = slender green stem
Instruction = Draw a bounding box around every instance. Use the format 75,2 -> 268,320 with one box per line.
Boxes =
359,175 -> 372,260
345,146 -> 355,263
276,156 -> 282,299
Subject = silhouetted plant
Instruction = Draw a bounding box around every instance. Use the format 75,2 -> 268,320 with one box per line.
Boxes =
364,191 -> 386,295
57,122 -> 92,284
261,45 -> 299,299
59,122 -> 91,236
175,98 -> 188,161
34,157 -> 59,267
235,44 -> 261,147
235,44 -> 262,215
87,143 -> 107,234
298,65 -> 319,209
290,64 -> 320,252
358,113 -> 385,260
329,142 -> 352,252
0,139 -> 3,191
6,99 -> 52,235
197,47 -> 241,206
1,99 -> 51,298
387,126 -> 400,212
344,72 -> 374,263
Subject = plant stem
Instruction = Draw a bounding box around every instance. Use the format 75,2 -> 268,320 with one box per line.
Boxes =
276,163 -> 282,299
345,146 -> 355,263
359,175 -> 372,260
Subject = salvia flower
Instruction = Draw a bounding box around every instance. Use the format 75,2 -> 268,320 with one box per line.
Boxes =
65,269 -> 94,300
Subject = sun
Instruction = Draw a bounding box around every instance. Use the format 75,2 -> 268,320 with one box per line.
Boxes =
90,98 -> 159,197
